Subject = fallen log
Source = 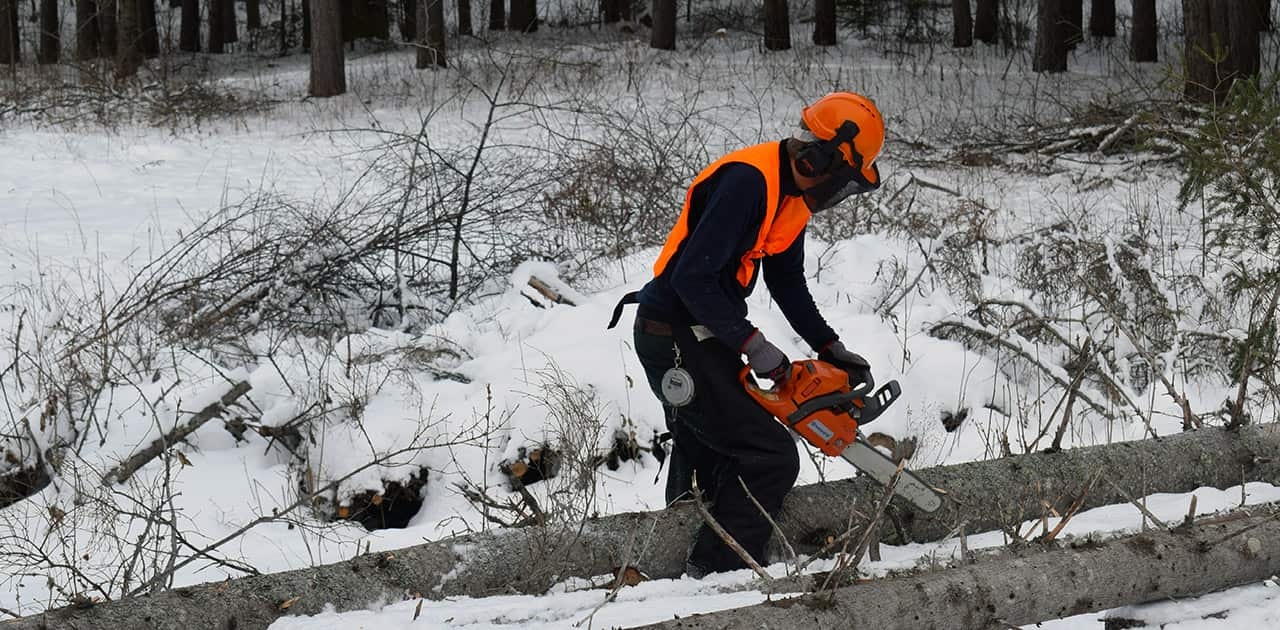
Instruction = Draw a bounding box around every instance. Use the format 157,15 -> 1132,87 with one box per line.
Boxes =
632,505 -> 1280,630
5,424 -> 1279,630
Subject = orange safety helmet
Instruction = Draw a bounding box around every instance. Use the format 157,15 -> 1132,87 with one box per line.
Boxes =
797,91 -> 885,188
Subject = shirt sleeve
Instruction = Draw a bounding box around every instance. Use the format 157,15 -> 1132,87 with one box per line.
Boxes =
762,228 -> 839,351
668,164 -> 765,350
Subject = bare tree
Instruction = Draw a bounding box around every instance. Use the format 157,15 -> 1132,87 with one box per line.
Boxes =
76,0 -> 101,59
488,0 -> 503,29
763,0 -> 790,50
116,0 -> 141,77
0,0 -> 15,65
309,0 -> 346,96
650,0 -> 674,49
222,0 -> 238,42
179,0 -> 198,51
1130,0 -> 1155,61
1089,0 -> 1114,36
813,0 -> 835,45
974,0 -> 998,43
417,0 -> 444,68
248,0 -> 261,29
953,0 -> 973,47
38,0 -> 58,63
458,0 -> 471,34
1034,0 -> 1067,71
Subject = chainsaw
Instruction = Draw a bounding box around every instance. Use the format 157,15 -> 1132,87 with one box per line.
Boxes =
741,360 -> 943,513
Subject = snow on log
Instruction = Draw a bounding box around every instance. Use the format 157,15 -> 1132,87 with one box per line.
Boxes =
4,424 -> 1279,630
633,505 -> 1280,630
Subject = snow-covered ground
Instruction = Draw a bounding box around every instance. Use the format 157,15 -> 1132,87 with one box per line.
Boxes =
3,1 -> 1279,627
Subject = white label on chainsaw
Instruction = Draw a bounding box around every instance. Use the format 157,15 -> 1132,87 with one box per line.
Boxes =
808,420 -> 835,442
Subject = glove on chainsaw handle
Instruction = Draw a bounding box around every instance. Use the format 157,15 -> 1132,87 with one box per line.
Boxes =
819,339 -> 874,390
742,330 -> 790,385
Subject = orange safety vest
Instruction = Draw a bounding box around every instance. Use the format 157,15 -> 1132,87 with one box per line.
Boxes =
652,142 -> 811,287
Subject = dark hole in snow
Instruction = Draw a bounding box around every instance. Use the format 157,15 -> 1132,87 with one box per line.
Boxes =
501,446 -> 562,489
1103,618 -> 1147,630
336,468 -> 429,530
941,408 -> 969,433
0,464 -> 51,509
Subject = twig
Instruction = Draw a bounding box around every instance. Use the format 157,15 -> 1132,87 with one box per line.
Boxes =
1198,510 -> 1280,550
690,487 -> 772,581
1039,470 -> 1101,543
1105,477 -> 1170,530
819,460 -> 904,592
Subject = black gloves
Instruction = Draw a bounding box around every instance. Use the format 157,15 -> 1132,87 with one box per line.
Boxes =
819,339 -> 873,388
742,330 -> 790,384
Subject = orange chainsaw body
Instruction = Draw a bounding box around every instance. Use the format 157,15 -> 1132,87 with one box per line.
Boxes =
741,359 -> 900,457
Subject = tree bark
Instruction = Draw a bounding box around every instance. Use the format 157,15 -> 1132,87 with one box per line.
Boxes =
1227,0 -> 1260,80
399,0 -> 415,39
952,0 -> 972,47
416,0 -> 444,68
309,0 -> 345,96
99,0 -> 118,57
1034,0 -> 1067,71
8,424 -> 1280,630
634,507 -> 1280,630
38,0 -> 58,63
1183,0 -> 1224,104
1088,0 -> 1114,36
368,0 -> 390,38
1260,0 -> 1273,31
763,0 -> 789,50
487,0 -> 502,29
208,0 -> 226,52
302,0 -> 311,49
115,0 -> 141,77
178,0 -> 197,51
1130,0 -> 1155,61
973,0 -> 997,43
0,0 -> 16,64
1062,0 -> 1082,48
603,0 -> 618,23
813,0 -> 835,45
650,0 -> 674,49
247,0 -> 260,29
139,0 -> 158,57
76,0 -> 101,60
457,0 -> 471,34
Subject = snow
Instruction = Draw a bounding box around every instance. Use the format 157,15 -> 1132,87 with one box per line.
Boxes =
2,0 -> 1279,627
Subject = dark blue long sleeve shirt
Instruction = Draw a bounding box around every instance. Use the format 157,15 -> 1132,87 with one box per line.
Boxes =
637,142 -> 838,352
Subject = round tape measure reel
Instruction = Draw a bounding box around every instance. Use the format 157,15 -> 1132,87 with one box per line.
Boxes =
661,367 -> 695,407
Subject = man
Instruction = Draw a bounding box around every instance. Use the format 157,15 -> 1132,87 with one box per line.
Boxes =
610,91 -> 887,577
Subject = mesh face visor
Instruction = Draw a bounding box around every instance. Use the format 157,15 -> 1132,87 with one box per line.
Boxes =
805,161 -> 880,211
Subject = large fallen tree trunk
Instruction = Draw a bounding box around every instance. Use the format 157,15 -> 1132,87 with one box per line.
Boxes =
634,504 -> 1280,629
5,424 -> 1279,630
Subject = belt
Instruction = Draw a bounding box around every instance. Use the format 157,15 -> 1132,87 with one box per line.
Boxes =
635,317 -> 715,341
635,316 -> 674,336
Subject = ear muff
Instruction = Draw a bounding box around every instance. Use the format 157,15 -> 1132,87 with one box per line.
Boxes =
795,121 -> 862,178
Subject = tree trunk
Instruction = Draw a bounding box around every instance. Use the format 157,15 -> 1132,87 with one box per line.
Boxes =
973,0 -> 997,43
1228,0 -> 1260,80
1088,0 -> 1114,36
1034,0 -> 1067,71
139,0 -> 158,57
952,0 -> 972,47
509,0 -> 534,32
178,0 -> 197,50
487,0 -> 502,29
1062,0 -> 1082,47
222,0 -> 238,42
0,0 -> 15,65
208,0 -> 225,52
417,0 -> 443,67
762,0 -> 789,50
1183,0 -> 1225,104
38,0 -> 58,63
99,0 -> 118,57
368,0 -> 389,38
302,0 -> 311,49
650,0 -> 674,49
603,0 -> 618,23
1260,0 -> 1273,31
350,0 -> 369,37
457,0 -> 470,34
247,0 -> 260,29
309,0 -> 344,95
115,0 -> 140,77
634,507 -> 1280,630
813,0 -> 835,45
76,0 -> 100,60
9,424 -> 1280,630
619,0 -> 630,20
1130,0 -> 1155,61
399,0 -> 415,39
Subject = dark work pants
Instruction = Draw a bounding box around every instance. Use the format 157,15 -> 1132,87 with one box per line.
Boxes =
633,319 -> 800,574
